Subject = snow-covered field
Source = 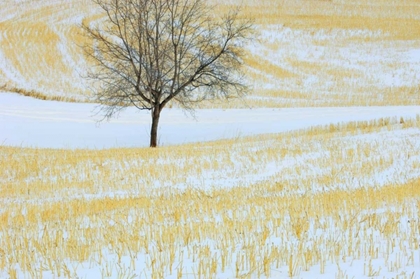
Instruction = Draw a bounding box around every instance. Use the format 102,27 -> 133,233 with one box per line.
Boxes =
1,0 -> 420,107
1,91 -> 420,278
1,92 -> 420,149
1,0 -> 420,278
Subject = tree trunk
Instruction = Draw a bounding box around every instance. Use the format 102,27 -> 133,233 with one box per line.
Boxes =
150,106 -> 161,147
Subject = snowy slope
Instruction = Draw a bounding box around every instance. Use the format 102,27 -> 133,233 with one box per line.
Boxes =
1,92 -> 419,149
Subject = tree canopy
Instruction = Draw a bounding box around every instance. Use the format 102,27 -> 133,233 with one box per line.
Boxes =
83,0 -> 254,146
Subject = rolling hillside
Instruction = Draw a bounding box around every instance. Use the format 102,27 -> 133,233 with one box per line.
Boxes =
0,0 -> 419,106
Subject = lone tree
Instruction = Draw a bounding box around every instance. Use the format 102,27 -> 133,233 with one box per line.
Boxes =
83,0 -> 253,147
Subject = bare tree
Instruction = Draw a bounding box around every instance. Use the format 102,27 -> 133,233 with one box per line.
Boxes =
82,0 -> 253,147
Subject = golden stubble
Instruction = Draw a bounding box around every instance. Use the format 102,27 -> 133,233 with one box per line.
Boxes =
1,116 -> 419,277
0,0 -> 420,107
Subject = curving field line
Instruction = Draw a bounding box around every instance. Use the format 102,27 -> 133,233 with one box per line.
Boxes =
1,0 -> 420,106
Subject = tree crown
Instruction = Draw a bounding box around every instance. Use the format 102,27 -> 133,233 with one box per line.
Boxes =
83,0 -> 254,118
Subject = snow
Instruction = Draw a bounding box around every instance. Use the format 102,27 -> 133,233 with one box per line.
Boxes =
1,1 -> 420,277
1,92 -> 419,149
250,25 -> 420,93
1,91 -> 420,279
